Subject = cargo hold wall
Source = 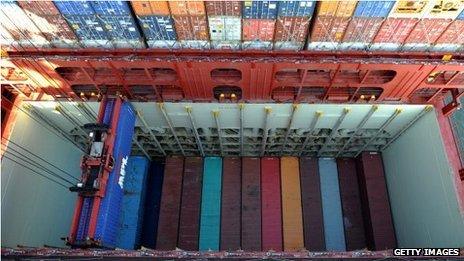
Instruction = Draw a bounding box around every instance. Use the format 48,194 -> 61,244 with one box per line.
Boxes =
382,109 -> 464,247
1,107 -> 82,247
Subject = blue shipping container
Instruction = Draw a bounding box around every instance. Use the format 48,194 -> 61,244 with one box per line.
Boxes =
64,15 -> 109,41
94,101 -> 136,248
277,1 -> 315,17
458,10 -> 464,20
54,1 -> 94,15
199,157 -> 223,251
353,1 -> 395,18
243,1 -> 279,19
117,156 -> 150,250
91,1 -> 131,16
140,161 -> 165,249
319,158 -> 346,251
98,16 -> 142,40
137,16 -> 177,41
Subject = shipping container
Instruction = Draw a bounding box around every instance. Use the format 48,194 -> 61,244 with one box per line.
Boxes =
242,19 -> 275,42
91,1 -> 132,16
17,1 -> 60,16
53,1 -> 94,16
136,15 -> 178,49
337,158 -> 366,251
140,161 -> 164,249
169,1 -> 206,16
277,0 -> 316,17
317,1 -> 357,18
241,157 -> 261,251
63,15 -> 112,48
208,16 -> 241,41
98,15 -> 145,48
274,16 -> 311,50
308,16 -> 351,50
243,1 -> 279,19
117,156 -> 150,250
95,101 -> 137,248
172,15 -> 209,41
178,157 -> 203,251
220,157 -> 241,251
319,158 -> 346,251
356,152 -> 396,250
371,17 -> 418,51
261,157 -> 282,251
426,0 -> 464,19
340,17 -> 384,50
205,1 -> 242,16
299,157 -> 325,251
353,1 -> 395,17
402,18 -> 452,51
280,157 -> 304,251
130,1 -> 170,16
433,19 -> 464,51
199,157 -> 222,251
156,156 -> 184,250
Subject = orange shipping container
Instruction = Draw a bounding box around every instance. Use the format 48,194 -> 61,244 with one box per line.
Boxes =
310,16 -> 350,42
436,20 -> 464,44
317,1 -> 357,18
169,1 -> 206,16
173,15 -> 209,41
274,17 -> 311,42
130,1 -> 170,16
405,18 -> 452,44
242,19 -> 275,41
280,157 -> 304,251
205,1 -> 241,16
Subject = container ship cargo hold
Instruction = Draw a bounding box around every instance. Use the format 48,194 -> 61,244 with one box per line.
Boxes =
1,0 -> 464,259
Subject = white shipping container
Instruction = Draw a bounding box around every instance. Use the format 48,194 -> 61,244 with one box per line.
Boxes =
208,16 -> 241,41
242,41 -> 273,50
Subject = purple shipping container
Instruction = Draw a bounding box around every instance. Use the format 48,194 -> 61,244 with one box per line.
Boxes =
241,157 -> 261,251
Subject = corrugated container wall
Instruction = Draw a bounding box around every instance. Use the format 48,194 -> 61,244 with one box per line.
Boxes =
242,1 -> 278,50
433,10 -> 464,52
131,1 -> 170,16
169,1 -> 208,49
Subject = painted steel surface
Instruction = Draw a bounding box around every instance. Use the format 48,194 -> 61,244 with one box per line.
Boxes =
261,157 -> 282,251
199,157 -> 223,251
357,152 -> 396,250
140,161 -> 164,249
342,17 -> 384,43
178,157 -> 203,251
53,1 -> 94,16
274,17 -> 311,43
337,158 -> 366,251
220,157 -> 241,251
243,1 -> 279,19
91,1 -> 132,16
117,156 -> 150,249
372,17 -> 418,45
242,19 -> 275,41
137,15 -> 177,42
353,1 -> 395,18
277,1 -> 315,17
205,1 -> 242,16
63,15 -> 111,48
310,16 -> 351,42
18,1 -> 61,15
156,156 -> 184,250
318,158 -> 346,251
317,1 -> 357,18
131,1 -> 170,16
208,16 -> 241,41
280,157 -> 304,251
98,16 -> 144,48
241,157 -> 262,251
95,101 -> 137,248
172,15 -> 209,41
169,1 -> 206,16
405,18 -> 452,44
299,157 -> 325,251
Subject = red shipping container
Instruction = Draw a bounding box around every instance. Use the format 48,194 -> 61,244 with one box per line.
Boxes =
337,158 -> 366,251
220,157 -> 241,251
299,157 -> 325,251
205,1 -> 242,16
242,19 -> 275,41
436,20 -> 464,44
310,16 -> 350,42
274,17 -> 311,42
373,18 -> 418,44
356,152 -> 396,250
178,157 -> 203,251
405,18 -> 452,44
343,17 -> 384,43
241,157 -> 261,251
261,157 -> 282,251
156,156 -> 184,250
17,1 -> 60,16
173,15 -> 209,41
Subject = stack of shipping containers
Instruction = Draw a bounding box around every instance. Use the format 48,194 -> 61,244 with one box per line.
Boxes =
242,1 -> 278,50
434,8 -> 464,52
206,1 -> 242,50
170,1 -> 209,49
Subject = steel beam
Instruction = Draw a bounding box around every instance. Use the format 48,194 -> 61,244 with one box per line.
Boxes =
132,136 -> 150,159
336,105 -> 378,157
299,111 -> 323,156
355,108 -> 403,157
281,104 -> 299,151
260,107 -> 272,157
212,110 -> 224,156
317,108 -> 350,156
381,105 -> 433,151
158,103 -> 185,156
186,106 -> 205,157
136,110 -> 166,156
239,103 -> 244,156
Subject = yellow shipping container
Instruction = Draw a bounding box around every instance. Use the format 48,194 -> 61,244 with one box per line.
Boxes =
317,1 -> 357,18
